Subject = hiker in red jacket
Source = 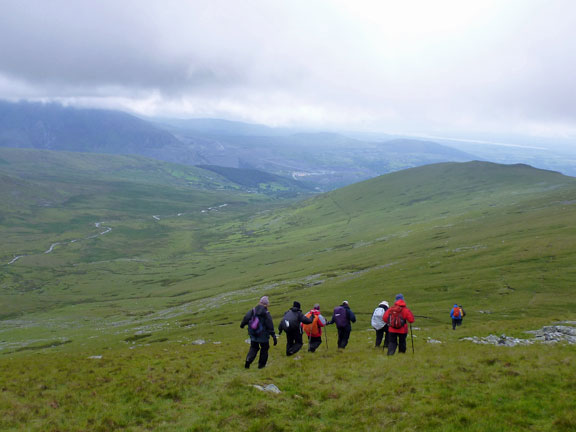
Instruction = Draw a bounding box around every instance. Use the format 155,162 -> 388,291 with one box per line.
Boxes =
382,294 -> 414,355
302,304 -> 327,352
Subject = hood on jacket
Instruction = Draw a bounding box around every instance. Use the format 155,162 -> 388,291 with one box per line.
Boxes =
394,299 -> 407,307
254,304 -> 269,315
290,306 -> 302,312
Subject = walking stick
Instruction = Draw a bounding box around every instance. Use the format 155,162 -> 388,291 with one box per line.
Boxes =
410,323 -> 415,355
324,327 -> 328,350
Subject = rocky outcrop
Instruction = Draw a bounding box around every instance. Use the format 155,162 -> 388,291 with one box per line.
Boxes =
462,322 -> 576,346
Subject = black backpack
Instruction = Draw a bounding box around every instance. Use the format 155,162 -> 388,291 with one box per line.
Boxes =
280,309 -> 301,332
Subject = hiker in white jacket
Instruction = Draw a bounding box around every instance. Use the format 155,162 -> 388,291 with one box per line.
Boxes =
371,300 -> 389,348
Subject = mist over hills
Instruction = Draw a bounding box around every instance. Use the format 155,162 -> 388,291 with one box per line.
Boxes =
0,100 -> 480,190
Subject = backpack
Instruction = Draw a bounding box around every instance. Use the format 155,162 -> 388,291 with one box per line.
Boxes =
280,309 -> 300,332
387,306 -> 406,329
333,306 -> 349,328
371,306 -> 386,330
301,312 -> 319,337
453,307 -> 461,319
248,309 -> 264,336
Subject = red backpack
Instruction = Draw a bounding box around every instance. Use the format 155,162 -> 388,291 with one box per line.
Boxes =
453,307 -> 461,319
387,306 -> 406,329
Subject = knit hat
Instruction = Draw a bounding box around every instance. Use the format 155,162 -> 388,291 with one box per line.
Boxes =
314,303 -> 320,310
342,300 -> 349,305
293,301 -> 301,309
395,293 -> 404,301
259,296 -> 270,306
380,300 -> 389,308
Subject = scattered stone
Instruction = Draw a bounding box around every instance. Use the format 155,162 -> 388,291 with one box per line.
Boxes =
426,338 -> 442,344
463,323 -> 576,346
478,310 -> 492,314
252,384 -> 281,394
212,341 -> 222,344
87,355 -> 102,359
191,339 -> 206,345
526,325 -> 576,344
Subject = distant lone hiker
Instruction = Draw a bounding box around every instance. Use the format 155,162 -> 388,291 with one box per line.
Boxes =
327,300 -> 356,349
371,300 -> 389,348
450,304 -> 465,330
240,296 -> 277,369
278,301 -> 313,356
302,304 -> 327,352
383,294 -> 414,355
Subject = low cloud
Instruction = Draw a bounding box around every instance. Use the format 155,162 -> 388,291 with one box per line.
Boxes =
1,0 -> 575,137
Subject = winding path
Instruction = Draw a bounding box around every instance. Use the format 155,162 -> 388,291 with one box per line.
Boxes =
6,222 -> 113,265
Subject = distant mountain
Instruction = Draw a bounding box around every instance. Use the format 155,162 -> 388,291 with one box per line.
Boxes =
149,117 -> 294,137
167,130 -> 478,189
0,100 -> 206,164
0,100 -> 480,190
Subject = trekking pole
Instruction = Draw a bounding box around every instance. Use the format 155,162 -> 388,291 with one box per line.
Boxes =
325,327 -> 328,350
410,323 -> 415,355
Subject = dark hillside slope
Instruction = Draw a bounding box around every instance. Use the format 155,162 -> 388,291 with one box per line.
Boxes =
0,100 -> 205,164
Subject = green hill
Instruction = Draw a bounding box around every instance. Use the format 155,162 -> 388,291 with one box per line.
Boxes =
0,160 -> 575,431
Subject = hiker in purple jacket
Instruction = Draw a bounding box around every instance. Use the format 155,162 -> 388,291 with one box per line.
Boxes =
327,300 -> 356,349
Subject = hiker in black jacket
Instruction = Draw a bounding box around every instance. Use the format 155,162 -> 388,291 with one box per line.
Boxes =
278,301 -> 313,356
327,300 -> 356,349
240,296 -> 277,369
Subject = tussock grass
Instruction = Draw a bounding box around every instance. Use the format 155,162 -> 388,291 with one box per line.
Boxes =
0,336 -> 574,431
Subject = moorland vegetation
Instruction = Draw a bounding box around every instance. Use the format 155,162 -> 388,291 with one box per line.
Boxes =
0,150 -> 575,431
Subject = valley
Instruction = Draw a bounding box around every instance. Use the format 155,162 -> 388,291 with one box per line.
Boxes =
1,150 -> 575,431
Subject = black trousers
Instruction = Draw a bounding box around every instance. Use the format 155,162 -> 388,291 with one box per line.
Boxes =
246,341 -> 270,368
452,318 -> 463,330
285,330 -> 304,356
308,336 -> 322,352
337,327 -> 351,349
375,327 -> 389,348
387,332 -> 407,355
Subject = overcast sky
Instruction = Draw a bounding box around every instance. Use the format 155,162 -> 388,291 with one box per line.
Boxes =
1,0 -> 575,138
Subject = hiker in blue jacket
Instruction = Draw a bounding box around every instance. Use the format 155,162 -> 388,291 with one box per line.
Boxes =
450,304 -> 465,330
327,300 -> 356,349
240,296 -> 277,369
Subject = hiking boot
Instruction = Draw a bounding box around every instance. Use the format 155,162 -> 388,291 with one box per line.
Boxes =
244,361 -> 250,369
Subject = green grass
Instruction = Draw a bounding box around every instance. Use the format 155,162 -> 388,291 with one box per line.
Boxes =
1,154 -> 576,430
0,335 -> 574,431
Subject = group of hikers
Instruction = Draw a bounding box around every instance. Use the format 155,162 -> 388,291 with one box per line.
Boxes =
240,294 -> 466,369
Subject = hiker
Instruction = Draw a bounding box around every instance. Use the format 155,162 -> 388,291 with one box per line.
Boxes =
240,296 -> 277,369
327,300 -> 356,349
371,300 -> 389,348
278,301 -> 313,356
302,303 -> 327,352
382,294 -> 414,355
450,304 -> 465,330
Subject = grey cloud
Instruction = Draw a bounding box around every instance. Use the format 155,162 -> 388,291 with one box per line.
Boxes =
0,0 -> 575,136
0,0 -> 248,92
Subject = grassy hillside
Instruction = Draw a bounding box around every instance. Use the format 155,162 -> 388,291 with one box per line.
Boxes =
1,160 -> 575,431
